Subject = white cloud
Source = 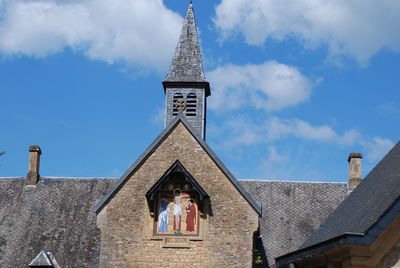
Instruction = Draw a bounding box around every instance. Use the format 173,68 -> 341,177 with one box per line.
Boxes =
364,137 -> 394,162
376,101 -> 400,116
266,117 -> 363,146
255,146 -> 329,181
256,146 -> 290,180
0,0 -> 182,71
207,61 -> 313,112
264,146 -> 287,163
215,116 -> 345,144
212,115 -> 393,164
152,107 -> 165,125
214,0 -> 400,65
266,117 -> 338,141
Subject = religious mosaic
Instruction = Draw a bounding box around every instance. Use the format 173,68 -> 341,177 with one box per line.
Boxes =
154,183 -> 199,236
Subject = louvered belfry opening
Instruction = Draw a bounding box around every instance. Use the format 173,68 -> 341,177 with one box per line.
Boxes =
173,93 -> 184,116
186,93 -> 197,116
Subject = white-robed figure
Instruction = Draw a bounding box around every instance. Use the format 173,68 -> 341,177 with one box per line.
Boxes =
158,199 -> 170,233
173,189 -> 183,233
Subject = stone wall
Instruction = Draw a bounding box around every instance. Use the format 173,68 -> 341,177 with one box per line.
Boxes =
97,122 -> 259,267
376,235 -> 400,268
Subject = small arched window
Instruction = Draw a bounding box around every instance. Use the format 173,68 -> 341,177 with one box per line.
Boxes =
173,93 -> 184,116
186,93 -> 197,117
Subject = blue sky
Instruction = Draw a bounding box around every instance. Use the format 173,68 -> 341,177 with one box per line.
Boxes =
1,0 -> 399,182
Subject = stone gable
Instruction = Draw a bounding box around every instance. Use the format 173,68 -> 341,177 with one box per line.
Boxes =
97,122 -> 259,267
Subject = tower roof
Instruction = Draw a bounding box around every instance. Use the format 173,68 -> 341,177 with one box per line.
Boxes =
164,2 -> 207,84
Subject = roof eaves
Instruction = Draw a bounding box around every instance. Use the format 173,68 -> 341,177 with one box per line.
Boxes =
275,233 -> 363,266
162,81 -> 211,97
145,159 -> 209,200
275,196 -> 400,266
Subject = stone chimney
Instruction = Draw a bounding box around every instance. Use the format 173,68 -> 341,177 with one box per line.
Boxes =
27,145 -> 41,185
348,152 -> 362,190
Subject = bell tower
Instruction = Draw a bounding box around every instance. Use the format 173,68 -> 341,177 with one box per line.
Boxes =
162,2 -> 210,140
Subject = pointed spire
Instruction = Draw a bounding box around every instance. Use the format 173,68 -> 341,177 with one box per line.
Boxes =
164,2 -> 206,83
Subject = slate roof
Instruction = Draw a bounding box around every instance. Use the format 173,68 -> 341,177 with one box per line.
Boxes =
95,113 -> 262,216
0,177 -> 115,268
164,2 -> 206,83
0,175 -> 348,267
163,3 -> 210,96
239,180 -> 348,266
0,118 -> 355,268
302,141 -> 400,248
276,141 -> 400,265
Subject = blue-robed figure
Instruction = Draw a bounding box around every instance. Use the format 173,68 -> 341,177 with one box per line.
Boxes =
158,199 -> 170,233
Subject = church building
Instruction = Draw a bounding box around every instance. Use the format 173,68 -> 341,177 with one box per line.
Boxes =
0,3 -> 399,268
